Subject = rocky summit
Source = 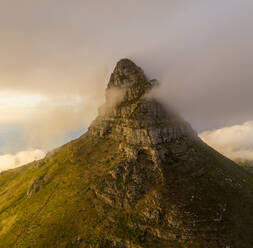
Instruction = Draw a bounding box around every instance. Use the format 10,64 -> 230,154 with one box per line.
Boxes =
0,59 -> 253,248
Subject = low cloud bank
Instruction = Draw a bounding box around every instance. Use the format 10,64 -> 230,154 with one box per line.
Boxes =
199,121 -> 253,161
0,149 -> 45,172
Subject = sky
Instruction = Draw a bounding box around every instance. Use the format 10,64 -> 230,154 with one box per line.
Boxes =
1,0 -> 253,171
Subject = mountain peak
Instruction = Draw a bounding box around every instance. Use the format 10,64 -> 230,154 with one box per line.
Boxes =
90,59 -> 197,150
114,58 -> 138,71
107,58 -> 151,97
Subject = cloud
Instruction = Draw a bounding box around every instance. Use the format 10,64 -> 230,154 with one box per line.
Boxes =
199,121 -> 253,161
0,150 -> 45,172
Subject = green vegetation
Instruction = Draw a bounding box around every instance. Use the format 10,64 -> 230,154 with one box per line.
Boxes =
0,134 -> 124,247
1,132 -> 252,247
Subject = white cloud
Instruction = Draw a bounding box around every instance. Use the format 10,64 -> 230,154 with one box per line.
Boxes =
199,121 -> 253,161
0,150 -> 45,172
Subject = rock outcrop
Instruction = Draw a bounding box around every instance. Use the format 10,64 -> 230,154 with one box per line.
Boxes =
89,59 -> 197,162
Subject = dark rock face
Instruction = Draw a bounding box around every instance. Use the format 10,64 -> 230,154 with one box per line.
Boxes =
27,176 -> 43,197
107,59 -> 152,99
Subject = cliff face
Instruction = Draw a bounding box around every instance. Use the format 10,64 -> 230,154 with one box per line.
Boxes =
0,59 -> 253,248
89,59 -> 197,157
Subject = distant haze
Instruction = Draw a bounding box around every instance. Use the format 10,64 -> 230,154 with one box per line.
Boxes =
1,0 -> 253,170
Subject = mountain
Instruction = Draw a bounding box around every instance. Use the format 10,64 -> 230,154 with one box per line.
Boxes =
1,59 -> 253,248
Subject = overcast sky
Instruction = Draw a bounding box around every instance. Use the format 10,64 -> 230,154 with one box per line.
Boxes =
1,0 -> 253,171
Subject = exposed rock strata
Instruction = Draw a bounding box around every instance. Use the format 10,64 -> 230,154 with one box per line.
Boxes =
89,59 -> 197,164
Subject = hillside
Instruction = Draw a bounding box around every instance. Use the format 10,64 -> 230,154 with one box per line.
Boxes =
0,59 -> 253,248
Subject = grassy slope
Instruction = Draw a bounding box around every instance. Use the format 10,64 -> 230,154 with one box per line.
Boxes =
0,133 -> 127,247
0,133 -> 253,247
